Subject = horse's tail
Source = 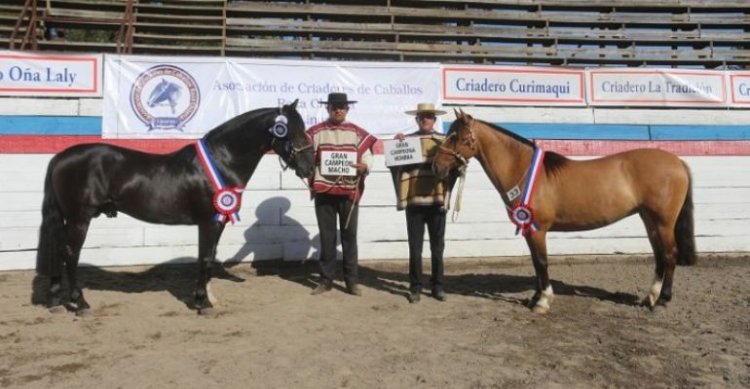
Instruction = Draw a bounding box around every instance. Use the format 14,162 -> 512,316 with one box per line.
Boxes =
36,160 -> 65,276
675,163 -> 697,266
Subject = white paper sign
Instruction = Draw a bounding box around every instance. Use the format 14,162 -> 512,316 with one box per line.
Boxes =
729,72 -> 750,105
0,51 -> 102,97
320,151 -> 357,176
383,138 -> 425,167
441,65 -> 586,106
588,69 -> 727,107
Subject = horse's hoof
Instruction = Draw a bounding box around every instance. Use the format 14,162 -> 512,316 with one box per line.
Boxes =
198,307 -> 217,316
532,305 -> 550,314
48,305 -> 66,314
75,308 -> 92,317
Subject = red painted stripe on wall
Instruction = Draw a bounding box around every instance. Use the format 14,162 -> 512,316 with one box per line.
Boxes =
3,136 -> 750,156
536,140 -> 750,156
1,136 -> 194,154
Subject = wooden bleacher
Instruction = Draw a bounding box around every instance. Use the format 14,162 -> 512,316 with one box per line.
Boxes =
0,0 -> 748,68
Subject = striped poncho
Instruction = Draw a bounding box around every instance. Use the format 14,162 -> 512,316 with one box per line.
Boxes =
306,119 -> 377,202
390,132 -> 456,211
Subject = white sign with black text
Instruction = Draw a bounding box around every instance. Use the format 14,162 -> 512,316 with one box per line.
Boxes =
320,151 -> 358,176
383,138 -> 425,167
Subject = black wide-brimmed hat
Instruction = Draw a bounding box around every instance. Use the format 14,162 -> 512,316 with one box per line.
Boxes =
319,92 -> 357,105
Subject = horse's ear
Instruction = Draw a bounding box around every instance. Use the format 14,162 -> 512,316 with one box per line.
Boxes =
289,99 -> 299,110
454,108 -> 461,119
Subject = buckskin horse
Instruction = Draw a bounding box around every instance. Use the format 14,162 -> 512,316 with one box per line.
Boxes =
432,109 -> 696,314
36,100 -> 314,315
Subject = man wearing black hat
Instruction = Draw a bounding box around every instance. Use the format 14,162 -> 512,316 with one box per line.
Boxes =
307,93 -> 377,296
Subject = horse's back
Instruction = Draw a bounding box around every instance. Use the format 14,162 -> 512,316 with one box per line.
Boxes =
545,148 -> 689,230
48,143 -> 200,223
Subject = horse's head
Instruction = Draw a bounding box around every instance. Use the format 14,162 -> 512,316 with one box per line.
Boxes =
432,108 -> 477,180
270,99 -> 315,179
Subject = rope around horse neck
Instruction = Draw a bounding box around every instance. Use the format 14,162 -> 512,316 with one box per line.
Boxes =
451,169 -> 467,223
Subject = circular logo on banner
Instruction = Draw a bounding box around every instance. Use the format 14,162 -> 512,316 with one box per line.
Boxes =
213,189 -> 242,216
511,205 -> 533,226
130,64 -> 200,132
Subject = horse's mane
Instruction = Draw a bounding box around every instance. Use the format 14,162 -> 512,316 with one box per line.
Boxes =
476,118 -> 569,176
203,107 -> 277,142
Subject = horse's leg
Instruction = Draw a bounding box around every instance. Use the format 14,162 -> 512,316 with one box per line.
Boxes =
525,231 -> 554,314
641,212 -> 665,307
654,224 -> 678,306
194,221 -> 225,314
64,218 -> 92,315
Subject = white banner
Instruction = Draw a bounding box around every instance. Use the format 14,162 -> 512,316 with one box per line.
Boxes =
729,72 -> 750,106
0,51 -> 102,97
102,55 -> 441,138
441,65 -> 586,106
588,69 -> 727,107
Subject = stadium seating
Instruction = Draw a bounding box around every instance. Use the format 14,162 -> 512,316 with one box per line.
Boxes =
1,0 -> 748,67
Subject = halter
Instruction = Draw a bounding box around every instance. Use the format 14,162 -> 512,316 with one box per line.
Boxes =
270,112 -> 313,171
439,119 -> 545,236
437,128 -> 476,167
437,126 -> 475,222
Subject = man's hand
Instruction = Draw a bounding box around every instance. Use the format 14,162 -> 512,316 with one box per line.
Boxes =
350,162 -> 368,175
394,133 -> 406,141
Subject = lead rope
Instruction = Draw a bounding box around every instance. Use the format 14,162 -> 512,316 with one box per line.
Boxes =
451,167 -> 467,223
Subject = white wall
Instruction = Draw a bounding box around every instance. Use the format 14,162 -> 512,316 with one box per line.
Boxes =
1,153 -> 748,271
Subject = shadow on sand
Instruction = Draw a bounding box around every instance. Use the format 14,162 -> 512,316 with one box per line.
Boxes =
31,261 -> 638,313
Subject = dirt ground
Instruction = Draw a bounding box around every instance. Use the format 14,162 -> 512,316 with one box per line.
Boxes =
1,253 -> 748,388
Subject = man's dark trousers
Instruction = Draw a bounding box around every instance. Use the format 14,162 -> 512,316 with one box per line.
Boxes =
315,193 -> 359,285
405,205 -> 446,292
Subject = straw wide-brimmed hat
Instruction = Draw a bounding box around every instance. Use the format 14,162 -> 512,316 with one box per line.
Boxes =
404,102 -> 447,116
319,92 -> 357,105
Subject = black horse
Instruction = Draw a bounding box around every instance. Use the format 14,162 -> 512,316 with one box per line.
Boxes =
36,100 -> 314,315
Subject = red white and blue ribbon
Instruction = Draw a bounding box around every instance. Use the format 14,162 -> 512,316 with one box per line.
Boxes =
510,147 -> 545,236
195,139 -> 244,224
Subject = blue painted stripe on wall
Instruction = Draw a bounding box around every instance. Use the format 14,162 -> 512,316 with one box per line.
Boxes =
650,125 -> 750,141
0,116 -> 101,135
442,121 -> 750,141
501,123 -> 650,140
1,116 -> 749,140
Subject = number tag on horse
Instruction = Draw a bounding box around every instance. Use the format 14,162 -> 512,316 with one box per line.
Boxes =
506,185 -> 521,202
320,151 -> 357,176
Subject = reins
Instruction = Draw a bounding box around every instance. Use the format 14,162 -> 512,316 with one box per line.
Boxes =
438,130 -> 475,222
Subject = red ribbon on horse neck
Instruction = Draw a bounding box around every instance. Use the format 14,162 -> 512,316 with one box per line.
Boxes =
508,147 -> 545,236
195,139 -> 244,224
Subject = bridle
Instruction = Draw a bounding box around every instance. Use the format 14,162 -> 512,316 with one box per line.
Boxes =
437,124 -> 476,168
273,136 -> 313,171
268,111 -> 313,170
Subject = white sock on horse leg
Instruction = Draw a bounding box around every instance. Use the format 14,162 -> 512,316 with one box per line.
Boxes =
647,274 -> 663,307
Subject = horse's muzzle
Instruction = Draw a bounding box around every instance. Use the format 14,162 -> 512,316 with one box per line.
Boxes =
293,146 -> 315,179
432,160 -> 451,180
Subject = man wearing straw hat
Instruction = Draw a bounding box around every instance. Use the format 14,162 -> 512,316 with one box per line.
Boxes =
391,102 -> 457,303
307,93 -> 377,296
